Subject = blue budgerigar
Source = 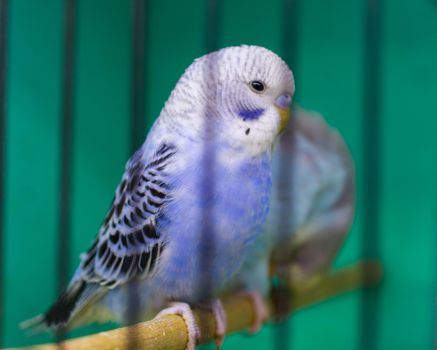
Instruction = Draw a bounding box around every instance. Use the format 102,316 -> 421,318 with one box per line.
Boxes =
230,106 -> 355,320
23,45 -> 295,349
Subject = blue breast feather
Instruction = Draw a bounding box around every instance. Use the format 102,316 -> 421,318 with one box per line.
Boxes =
151,152 -> 272,302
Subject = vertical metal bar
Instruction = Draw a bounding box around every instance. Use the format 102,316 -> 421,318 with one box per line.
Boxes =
282,0 -> 299,88
127,2 -> 149,348
272,1 -> 299,349
206,0 -> 219,52
57,0 -> 76,342
360,0 -> 382,349
130,0 -> 148,154
202,0 -> 221,287
272,121 -> 296,350
433,212 -> 437,350
0,0 -> 8,346
196,0 -> 221,335
201,0 -> 221,294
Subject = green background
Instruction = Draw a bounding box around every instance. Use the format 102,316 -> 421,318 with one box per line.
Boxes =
2,0 -> 437,348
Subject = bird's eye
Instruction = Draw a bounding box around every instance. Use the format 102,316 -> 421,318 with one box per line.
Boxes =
249,80 -> 265,93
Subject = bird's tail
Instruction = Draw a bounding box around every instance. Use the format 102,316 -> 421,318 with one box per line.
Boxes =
19,314 -> 47,335
20,279 -> 100,334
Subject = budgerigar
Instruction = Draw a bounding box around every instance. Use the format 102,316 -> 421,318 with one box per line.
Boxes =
23,45 -> 295,349
270,106 -> 355,283
230,105 -> 355,320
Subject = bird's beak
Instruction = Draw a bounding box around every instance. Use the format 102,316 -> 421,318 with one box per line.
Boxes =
275,93 -> 292,135
275,107 -> 290,135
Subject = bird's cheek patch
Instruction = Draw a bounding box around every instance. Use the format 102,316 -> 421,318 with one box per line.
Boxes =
238,108 -> 265,121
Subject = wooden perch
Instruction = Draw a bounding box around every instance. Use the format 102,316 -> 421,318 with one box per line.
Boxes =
6,260 -> 382,350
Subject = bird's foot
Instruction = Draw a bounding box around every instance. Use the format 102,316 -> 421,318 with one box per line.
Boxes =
155,302 -> 199,350
196,298 -> 227,349
238,290 -> 268,333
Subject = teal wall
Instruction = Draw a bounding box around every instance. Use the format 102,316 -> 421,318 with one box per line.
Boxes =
2,0 -> 437,348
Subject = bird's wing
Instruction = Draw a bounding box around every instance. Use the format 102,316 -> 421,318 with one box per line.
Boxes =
79,142 -> 177,288
24,142 -> 178,331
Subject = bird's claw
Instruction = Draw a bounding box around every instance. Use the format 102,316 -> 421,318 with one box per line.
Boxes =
196,298 -> 227,349
155,302 -> 200,350
210,299 -> 226,349
239,290 -> 268,333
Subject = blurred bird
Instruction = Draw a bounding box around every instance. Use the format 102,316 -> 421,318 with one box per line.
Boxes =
22,45 -> 294,349
230,105 -> 355,321
270,106 -> 355,285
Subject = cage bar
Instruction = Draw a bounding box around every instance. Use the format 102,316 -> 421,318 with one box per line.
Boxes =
130,0 -> 148,153
194,0 -> 222,335
282,0 -> 299,86
272,0 -> 299,349
57,0 -> 76,341
360,0 -> 383,349
205,0 -> 220,52
127,2 -> 150,349
0,0 -> 8,346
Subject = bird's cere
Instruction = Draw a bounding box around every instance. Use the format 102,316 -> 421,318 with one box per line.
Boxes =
275,93 -> 292,109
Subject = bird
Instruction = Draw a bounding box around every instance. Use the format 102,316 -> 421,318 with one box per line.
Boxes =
269,106 -> 355,284
229,105 -> 355,321
22,45 -> 295,349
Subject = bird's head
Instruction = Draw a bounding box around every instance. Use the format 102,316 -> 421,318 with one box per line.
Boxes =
161,45 -> 295,156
